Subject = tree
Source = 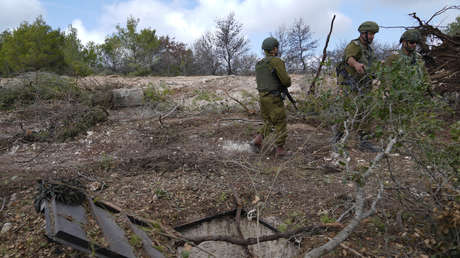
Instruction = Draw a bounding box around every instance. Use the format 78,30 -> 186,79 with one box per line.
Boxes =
62,26 -> 92,76
445,16 -> 460,36
214,12 -> 250,75
270,25 -> 289,58
100,16 -> 160,74
232,54 -> 258,75
155,36 -> 193,76
286,18 -> 318,72
1,16 -> 66,74
192,32 -> 220,75
0,30 -> 12,76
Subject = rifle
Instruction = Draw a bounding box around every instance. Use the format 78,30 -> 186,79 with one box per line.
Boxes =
272,69 -> 298,110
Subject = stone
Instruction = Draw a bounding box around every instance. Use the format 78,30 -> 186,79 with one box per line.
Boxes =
1,223 -> 13,234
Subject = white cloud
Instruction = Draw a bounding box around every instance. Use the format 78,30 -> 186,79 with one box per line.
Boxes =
72,0 -> 351,50
70,19 -> 106,45
0,0 -> 45,31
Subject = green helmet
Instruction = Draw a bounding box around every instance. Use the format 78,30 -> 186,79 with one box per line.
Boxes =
358,21 -> 379,33
400,29 -> 422,43
261,37 -> 279,51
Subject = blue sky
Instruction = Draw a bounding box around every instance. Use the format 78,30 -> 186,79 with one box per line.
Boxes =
1,0 -> 458,56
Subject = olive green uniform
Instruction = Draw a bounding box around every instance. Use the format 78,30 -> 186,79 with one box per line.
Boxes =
384,49 -> 431,85
255,55 -> 291,147
337,38 -> 377,94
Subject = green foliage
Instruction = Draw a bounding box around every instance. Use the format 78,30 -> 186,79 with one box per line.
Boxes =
62,26 -> 93,76
0,74 -> 86,110
320,214 -> 335,224
57,106 -> 108,141
143,82 -> 173,103
193,89 -> 221,102
0,16 -> 66,74
445,16 -> 460,36
128,234 -> 143,248
100,16 -> 161,74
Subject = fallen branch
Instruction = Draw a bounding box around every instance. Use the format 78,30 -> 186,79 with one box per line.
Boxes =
218,118 -> 263,124
15,145 -> 48,164
304,137 -> 397,258
231,189 -> 254,257
308,14 -> 336,95
184,224 -> 342,246
326,237 -> 365,257
223,89 -> 254,114
159,104 -> 179,126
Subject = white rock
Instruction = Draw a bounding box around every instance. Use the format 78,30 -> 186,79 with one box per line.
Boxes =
1,223 -> 12,234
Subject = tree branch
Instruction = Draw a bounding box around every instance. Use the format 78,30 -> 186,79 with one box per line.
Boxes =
184,224 -> 341,246
308,15 -> 336,95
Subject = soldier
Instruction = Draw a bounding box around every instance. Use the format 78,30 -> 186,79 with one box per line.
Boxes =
250,37 -> 292,157
334,21 -> 380,152
384,29 -> 431,86
336,21 -> 380,94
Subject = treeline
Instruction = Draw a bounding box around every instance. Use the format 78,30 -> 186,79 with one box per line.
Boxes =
0,13 -> 320,77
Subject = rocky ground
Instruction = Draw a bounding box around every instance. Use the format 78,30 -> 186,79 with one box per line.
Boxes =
0,74 -> 439,257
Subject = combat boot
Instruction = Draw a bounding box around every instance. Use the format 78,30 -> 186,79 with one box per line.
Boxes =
249,134 -> 263,153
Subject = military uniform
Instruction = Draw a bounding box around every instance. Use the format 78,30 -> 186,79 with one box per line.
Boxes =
385,30 -> 431,87
251,37 -> 291,156
255,55 -> 291,147
334,21 -> 380,152
336,21 -> 379,95
337,39 -> 376,93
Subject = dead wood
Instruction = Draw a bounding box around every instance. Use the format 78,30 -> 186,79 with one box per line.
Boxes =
308,15 -> 336,96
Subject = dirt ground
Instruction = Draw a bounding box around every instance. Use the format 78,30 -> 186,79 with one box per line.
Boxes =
0,74 -> 438,257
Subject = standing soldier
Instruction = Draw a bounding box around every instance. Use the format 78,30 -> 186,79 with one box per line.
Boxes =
336,21 -> 379,94
250,37 -> 292,157
334,21 -> 380,152
384,29 -> 431,87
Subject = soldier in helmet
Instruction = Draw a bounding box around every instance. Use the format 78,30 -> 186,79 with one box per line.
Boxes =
250,37 -> 292,157
336,21 -> 380,94
384,29 -> 431,86
334,21 -> 380,152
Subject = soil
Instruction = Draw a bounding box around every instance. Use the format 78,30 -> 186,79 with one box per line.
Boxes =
0,74 -> 439,257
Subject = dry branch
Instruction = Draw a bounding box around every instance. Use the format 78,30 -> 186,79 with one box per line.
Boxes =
231,189 -> 254,257
223,89 -> 254,115
308,14 -> 336,95
184,224 -> 342,246
305,137 -> 397,258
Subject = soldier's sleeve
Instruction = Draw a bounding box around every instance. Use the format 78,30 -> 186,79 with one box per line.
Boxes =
271,58 -> 291,87
344,41 -> 361,63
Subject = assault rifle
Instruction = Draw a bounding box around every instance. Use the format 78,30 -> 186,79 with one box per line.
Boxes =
272,69 -> 298,110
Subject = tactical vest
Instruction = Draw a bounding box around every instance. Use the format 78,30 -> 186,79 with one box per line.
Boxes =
255,56 -> 282,92
344,39 -> 375,78
396,50 -> 425,83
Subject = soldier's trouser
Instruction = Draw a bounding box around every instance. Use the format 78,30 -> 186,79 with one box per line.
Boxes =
257,92 -> 287,147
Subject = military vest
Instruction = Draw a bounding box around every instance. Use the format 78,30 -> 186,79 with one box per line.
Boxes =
255,56 -> 282,92
344,39 -> 375,78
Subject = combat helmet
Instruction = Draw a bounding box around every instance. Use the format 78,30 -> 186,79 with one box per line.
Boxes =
400,29 -> 422,43
358,21 -> 379,33
262,37 -> 279,51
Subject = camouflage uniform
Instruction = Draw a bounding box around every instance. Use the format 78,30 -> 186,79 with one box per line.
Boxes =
334,21 -> 380,152
255,55 -> 291,147
336,21 -> 379,95
251,37 -> 292,154
385,29 -> 431,86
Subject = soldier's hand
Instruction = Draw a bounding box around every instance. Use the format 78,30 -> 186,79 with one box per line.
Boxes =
354,63 -> 365,74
